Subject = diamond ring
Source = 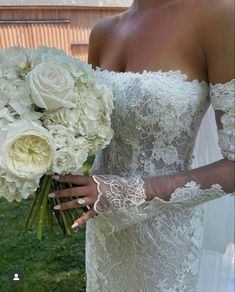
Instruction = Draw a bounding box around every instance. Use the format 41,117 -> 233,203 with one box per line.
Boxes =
77,198 -> 86,205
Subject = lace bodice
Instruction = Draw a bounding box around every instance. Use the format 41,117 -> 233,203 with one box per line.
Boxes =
93,70 -> 210,177
86,70 -> 234,292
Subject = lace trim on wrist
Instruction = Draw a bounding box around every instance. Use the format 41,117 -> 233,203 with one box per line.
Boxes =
92,175 -> 147,214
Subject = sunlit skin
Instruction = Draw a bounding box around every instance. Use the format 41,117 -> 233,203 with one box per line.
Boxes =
49,0 -> 234,228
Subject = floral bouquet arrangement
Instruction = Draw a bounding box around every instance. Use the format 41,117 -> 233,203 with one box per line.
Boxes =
0,46 -> 113,239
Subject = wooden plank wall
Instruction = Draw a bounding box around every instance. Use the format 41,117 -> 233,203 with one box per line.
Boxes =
0,7 -> 126,61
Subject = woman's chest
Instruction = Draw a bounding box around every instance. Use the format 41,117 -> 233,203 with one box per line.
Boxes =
100,6 -> 206,82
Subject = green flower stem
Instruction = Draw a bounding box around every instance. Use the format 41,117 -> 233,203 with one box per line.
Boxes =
37,176 -> 52,240
83,155 -> 95,176
56,198 -> 72,235
46,200 -> 53,230
25,189 -> 40,229
26,175 -> 50,230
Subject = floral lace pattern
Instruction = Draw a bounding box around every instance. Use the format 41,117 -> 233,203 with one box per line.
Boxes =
210,80 -> 235,160
86,70 -> 234,292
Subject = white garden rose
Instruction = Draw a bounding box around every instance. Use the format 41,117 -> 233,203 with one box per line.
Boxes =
52,141 -> 89,175
0,120 -> 55,179
28,61 -> 77,110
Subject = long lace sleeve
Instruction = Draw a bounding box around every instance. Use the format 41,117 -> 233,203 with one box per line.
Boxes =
92,78 -> 234,232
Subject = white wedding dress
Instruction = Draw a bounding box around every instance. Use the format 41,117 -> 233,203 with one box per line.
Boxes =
85,69 -> 234,292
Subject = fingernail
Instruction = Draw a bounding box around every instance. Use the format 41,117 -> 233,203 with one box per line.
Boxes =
54,205 -> 60,210
48,192 -> 55,198
71,222 -> 79,229
52,175 -> 60,180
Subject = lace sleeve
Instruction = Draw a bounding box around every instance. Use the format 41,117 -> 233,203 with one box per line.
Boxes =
92,80 -> 235,232
210,80 -> 235,160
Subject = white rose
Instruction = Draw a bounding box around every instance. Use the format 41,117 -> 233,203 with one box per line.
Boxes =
28,61 -> 77,110
52,141 -> 89,175
0,120 -> 55,179
48,125 -> 76,149
52,147 -> 77,174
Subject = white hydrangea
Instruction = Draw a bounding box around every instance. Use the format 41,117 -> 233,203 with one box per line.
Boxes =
0,169 -> 40,202
0,46 -> 31,79
42,108 -> 80,134
48,124 -> 77,149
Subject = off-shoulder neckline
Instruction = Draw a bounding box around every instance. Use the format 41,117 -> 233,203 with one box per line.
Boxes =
95,66 -> 235,87
95,66 -> 208,86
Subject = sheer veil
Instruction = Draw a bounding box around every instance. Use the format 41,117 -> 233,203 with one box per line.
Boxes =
192,105 -> 234,292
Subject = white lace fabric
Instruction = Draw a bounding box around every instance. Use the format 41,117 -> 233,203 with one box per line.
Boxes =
210,80 -> 235,160
86,70 -> 235,292
93,175 -> 147,213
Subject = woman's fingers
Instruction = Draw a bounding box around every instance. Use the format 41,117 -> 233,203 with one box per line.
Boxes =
48,186 -> 88,198
71,209 -> 97,228
52,174 -> 90,185
53,197 -> 93,210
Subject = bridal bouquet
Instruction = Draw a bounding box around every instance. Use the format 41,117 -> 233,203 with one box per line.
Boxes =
0,46 -> 113,239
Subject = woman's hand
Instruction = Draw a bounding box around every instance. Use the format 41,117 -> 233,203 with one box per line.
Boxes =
48,175 -> 98,228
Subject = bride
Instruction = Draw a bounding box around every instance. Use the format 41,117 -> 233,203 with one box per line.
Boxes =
51,0 -> 234,291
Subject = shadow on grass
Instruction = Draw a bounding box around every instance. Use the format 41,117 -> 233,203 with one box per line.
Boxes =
0,198 -> 86,292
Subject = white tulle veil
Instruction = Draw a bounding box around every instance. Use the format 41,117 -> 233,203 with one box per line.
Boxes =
192,105 -> 234,292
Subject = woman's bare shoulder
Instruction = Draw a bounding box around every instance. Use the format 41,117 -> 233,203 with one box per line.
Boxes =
90,15 -> 119,39
200,0 -> 234,83
88,13 -> 123,67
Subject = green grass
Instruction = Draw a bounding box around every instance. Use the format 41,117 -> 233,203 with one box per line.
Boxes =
0,198 -> 86,292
